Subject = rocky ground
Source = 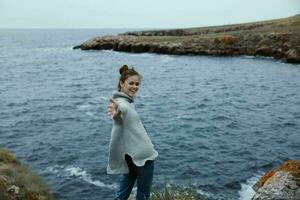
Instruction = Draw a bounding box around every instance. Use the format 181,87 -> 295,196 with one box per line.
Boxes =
74,15 -> 300,64
0,149 -> 53,200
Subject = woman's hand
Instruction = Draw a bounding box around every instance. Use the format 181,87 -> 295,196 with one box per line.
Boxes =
107,99 -> 119,119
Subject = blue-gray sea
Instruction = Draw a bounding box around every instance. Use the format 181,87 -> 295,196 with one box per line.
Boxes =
0,29 -> 300,200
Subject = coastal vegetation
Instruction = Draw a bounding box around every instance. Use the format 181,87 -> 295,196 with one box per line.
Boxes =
149,180 -> 201,200
127,180 -> 201,200
0,148 -> 53,200
74,15 -> 300,63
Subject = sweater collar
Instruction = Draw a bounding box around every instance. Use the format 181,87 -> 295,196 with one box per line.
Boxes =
112,90 -> 135,103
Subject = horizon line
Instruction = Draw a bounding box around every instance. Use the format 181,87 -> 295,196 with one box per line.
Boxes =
0,14 -> 299,31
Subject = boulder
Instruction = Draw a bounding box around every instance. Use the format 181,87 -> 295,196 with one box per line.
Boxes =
252,160 -> 300,200
285,49 -> 300,63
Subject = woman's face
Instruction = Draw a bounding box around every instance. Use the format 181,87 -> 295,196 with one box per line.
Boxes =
120,75 -> 140,97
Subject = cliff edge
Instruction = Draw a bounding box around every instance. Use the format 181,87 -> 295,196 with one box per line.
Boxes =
0,149 -> 53,200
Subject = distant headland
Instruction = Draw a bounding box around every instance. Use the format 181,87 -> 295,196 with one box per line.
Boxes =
74,15 -> 300,64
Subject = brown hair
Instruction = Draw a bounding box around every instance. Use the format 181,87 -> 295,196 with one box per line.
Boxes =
117,65 -> 142,91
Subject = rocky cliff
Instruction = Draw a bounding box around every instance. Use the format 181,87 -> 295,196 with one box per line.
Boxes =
0,149 -> 53,200
74,15 -> 300,64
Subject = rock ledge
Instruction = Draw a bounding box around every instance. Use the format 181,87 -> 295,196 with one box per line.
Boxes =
252,160 -> 300,200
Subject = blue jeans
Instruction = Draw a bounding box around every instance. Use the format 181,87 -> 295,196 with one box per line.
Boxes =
114,154 -> 154,200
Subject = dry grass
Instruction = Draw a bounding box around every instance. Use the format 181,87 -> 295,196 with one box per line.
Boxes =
126,15 -> 300,43
0,148 -> 54,200
0,149 -> 20,164
160,15 -> 300,34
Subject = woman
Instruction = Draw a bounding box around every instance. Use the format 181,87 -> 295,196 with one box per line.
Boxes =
107,65 -> 159,200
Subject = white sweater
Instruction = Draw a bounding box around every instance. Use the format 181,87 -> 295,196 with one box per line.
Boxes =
107,90 -> 159,174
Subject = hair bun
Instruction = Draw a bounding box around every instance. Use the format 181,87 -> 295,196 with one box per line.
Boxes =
119,65 -> 129,75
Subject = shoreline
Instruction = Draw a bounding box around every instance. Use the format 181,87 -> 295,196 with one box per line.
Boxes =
74,15 -> 300,64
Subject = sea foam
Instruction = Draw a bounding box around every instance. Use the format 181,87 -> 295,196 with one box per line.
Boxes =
46,165 -> 115,189
238,173 -> 262,200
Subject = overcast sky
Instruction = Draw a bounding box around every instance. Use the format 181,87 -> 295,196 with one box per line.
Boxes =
0,0 -> 299,29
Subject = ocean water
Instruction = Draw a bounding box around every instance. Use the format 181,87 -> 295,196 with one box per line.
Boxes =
0,29 -> 300,200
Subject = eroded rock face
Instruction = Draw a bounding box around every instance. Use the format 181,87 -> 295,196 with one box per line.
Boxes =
252,160 -> 300,200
